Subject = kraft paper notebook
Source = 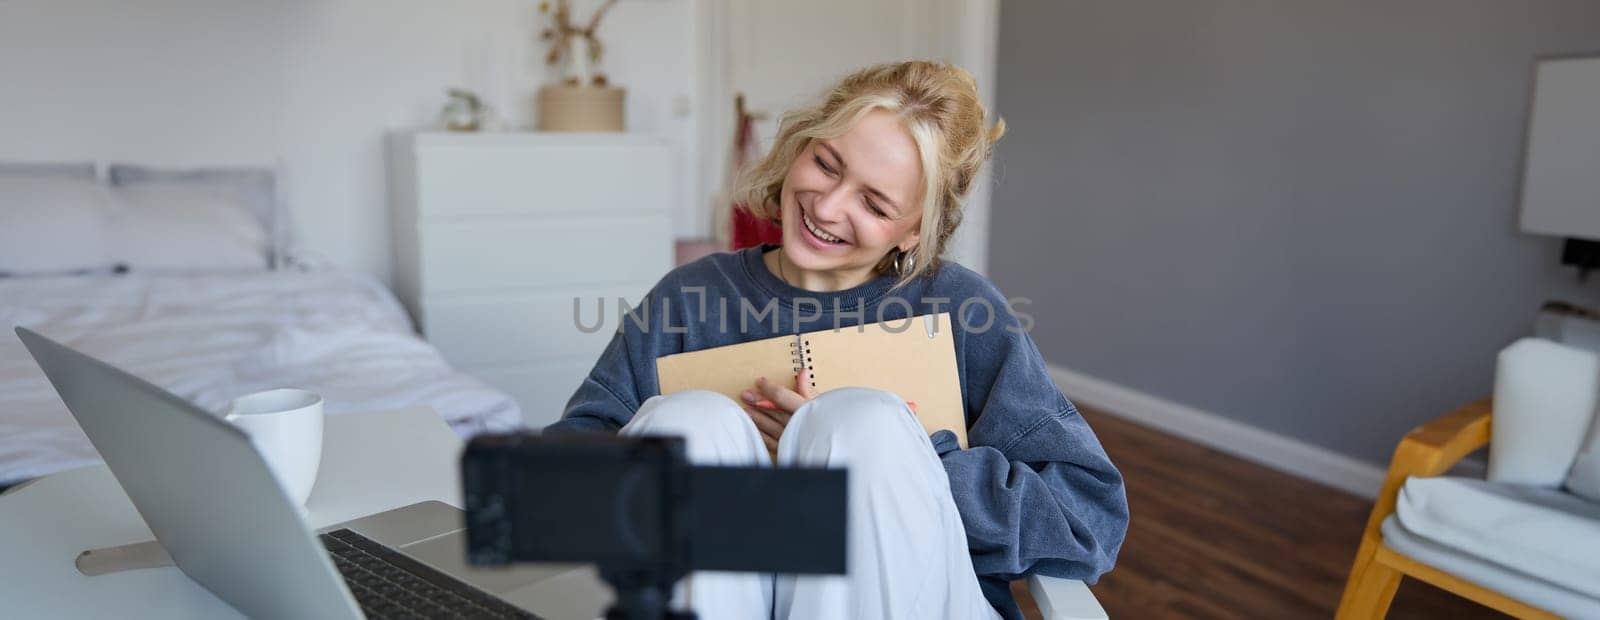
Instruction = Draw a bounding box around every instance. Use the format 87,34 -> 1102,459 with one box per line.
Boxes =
655,312 -> 967,448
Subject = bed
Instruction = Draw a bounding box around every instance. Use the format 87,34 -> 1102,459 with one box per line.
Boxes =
0,270 -> 522,485
0,162 -> 522,485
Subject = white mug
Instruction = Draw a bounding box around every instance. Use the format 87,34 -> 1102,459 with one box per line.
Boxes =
224,388 -> 324,514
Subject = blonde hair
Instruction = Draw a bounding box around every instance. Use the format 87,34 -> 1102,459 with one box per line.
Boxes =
733,60 -> 1006,287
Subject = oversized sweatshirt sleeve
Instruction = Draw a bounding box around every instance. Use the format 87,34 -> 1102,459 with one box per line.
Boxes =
542,330 -> 641,434
543,276 -> 680,435
935,288 -> 1129,582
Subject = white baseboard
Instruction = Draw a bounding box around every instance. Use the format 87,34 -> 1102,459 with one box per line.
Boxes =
1048,365 -> 1387,499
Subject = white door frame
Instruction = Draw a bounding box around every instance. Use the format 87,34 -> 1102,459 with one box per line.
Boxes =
693,0 -> 1001,274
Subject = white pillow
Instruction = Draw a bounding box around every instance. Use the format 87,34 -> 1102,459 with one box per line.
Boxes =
1488,338 -> 1599,486
108,165 -> 284,269
110,181 -> 269,273
0,176 -> 116,276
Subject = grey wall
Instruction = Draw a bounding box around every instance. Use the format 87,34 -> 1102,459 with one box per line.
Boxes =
989,0 -> 1600,466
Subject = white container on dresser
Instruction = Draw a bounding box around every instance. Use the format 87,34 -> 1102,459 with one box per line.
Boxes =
388,132 -> 673,428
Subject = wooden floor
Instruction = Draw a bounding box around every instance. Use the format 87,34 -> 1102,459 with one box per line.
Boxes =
1009,406 -> 1506,619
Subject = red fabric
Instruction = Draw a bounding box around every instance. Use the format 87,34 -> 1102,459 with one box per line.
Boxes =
726,106 -> 782,251
731,206 -> 783,250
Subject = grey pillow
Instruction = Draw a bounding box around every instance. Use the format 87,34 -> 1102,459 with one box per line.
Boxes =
1570,421 -> 1600,503
0,161 -> 96,179
108,164 -> 286,269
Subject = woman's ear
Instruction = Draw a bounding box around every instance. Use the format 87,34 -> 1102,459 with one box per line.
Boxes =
898,230 -> 921,254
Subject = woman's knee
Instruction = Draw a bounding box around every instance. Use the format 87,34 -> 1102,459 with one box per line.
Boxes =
628,390 -> 748,435
781,387 -> 943,482
788,387 -> 919,445
624,390 -> 765,465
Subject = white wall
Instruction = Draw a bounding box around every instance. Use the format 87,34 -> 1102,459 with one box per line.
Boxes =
0,0 -> 700,284
0,2 -> 292,165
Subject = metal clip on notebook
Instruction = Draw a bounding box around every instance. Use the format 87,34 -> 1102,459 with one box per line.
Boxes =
790,333 -> 816,390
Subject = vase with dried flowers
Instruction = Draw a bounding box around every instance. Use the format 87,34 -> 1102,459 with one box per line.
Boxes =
536,0 -> 625,132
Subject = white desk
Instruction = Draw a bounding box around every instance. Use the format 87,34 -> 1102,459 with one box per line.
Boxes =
0,407 -> 1107,619
0,407 -> 464,618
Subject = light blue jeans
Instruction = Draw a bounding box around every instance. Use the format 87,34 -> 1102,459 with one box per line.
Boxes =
621,387 -> 999,620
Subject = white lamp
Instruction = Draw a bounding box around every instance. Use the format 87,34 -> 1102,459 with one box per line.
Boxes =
1519,56 -> 1600,242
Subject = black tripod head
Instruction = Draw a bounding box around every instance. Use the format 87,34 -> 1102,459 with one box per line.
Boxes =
460,433 -> 847,620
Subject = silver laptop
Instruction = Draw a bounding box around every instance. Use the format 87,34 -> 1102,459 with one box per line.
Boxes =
16,327 -> 611,619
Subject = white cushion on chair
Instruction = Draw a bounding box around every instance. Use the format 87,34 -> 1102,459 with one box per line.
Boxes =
1396,476 -> 1600,598
1381,515 -> 1600,619
1489,338 -> 1599,486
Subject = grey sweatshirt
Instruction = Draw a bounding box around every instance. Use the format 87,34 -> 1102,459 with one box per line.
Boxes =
546,244 -> 1129,618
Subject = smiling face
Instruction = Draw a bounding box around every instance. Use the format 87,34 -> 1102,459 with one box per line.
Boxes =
779,109 -> 924,279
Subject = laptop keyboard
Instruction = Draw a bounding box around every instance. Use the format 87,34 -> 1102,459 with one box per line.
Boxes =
320,528 -> 540,619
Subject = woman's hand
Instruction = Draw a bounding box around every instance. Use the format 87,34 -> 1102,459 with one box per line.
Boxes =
741,368 -> 816,454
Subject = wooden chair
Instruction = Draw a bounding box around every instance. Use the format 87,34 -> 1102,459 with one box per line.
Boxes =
1335,399 -> 1561,619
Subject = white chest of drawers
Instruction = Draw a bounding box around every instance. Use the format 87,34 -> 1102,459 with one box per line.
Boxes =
388,132 -> 673,427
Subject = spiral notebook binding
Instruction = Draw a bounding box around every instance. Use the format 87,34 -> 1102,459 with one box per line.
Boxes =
789,334 -> 816,389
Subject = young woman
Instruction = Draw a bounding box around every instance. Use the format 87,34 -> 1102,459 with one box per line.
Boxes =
549,61 -> 1128,620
